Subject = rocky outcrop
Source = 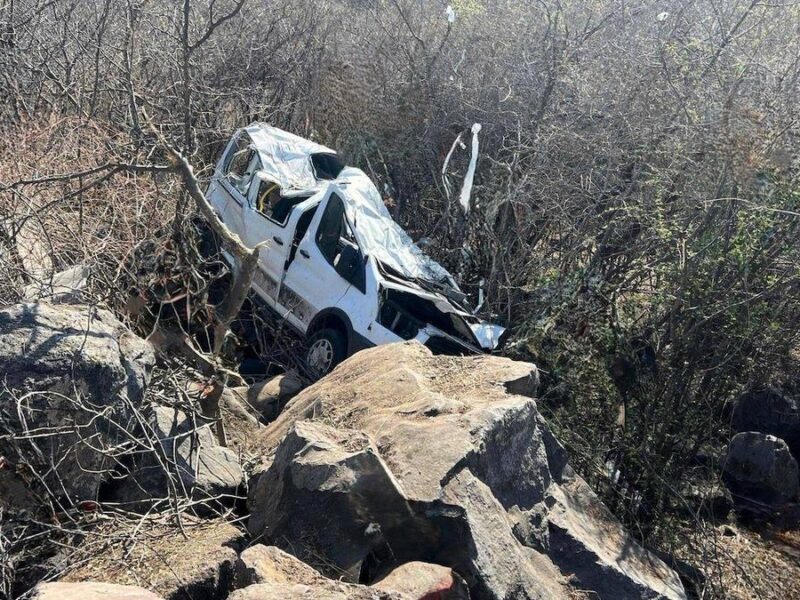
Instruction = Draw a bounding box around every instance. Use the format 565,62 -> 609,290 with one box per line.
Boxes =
731,389 -> 800,458
234,545 -> 463,599
723,432 -> 800,507
0,303 -> 154,503
110,406 -> 243,512
31,582 -> 162,600
246,342 -> 686,600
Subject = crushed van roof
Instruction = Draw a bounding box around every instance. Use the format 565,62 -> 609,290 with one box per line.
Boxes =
246,123 -> 336,192
242,123 -> 452,286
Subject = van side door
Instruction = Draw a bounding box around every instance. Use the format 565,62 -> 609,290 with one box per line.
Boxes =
241,176 -> 295,306
210,133 -> 260,239
280,189 -> 365,329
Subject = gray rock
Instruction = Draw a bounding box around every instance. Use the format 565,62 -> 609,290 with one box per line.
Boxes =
246,373 -> 304,422
111,406 -> 243,511
731,388 -> 800,458
23,264 -> 90,304
372,561 -> 470,599
235,545 -> 330,588
235,546 -> 465,599
31,582 -> 162,600
545,478 -> 689,599
247,342 -> 686,600
228,583 -> 402,600
233,545 -> 408,599
0,303 -> 154,503
723,432 -> 800,507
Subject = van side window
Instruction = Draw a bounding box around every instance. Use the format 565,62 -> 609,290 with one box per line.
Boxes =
316,194 -> 346,265
224,136 -> 260,197
315,194 -> 366,292
255,178 -> 293,225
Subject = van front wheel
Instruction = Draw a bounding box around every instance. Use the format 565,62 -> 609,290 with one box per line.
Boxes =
305,328 -> 347,380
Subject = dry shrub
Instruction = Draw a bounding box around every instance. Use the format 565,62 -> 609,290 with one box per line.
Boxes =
0,117 -> 177,305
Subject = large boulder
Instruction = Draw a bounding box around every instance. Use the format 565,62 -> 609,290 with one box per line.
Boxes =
31,582 -> 162,600
731,389 -> 800,458
373,561 -> 470,599
233,545 -> 406,599
109,406 -> 243,512
0,303 -> 154,503
723,432 -> 800,507
247,342 -> 686,600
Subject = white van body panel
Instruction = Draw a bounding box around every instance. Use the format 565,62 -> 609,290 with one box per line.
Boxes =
206,124 -> 507,365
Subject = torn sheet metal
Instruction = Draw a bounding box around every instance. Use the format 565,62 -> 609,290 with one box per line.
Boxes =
336,167 -> 452,284
245,125 -> 452,287
246,123 -> 336,192
470,322 -> 506,351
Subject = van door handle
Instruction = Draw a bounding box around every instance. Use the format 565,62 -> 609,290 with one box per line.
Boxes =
272,236 -> 284,246
299,248 -> 310,259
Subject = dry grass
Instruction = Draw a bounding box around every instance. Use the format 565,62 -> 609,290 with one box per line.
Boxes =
675,523 -> 800,600
60,516 -> 244,598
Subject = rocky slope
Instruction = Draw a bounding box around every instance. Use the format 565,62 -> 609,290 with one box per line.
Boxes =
1,302 -> 687,599
246,342 -> 686,600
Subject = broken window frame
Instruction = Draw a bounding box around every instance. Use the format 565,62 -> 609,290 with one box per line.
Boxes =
250,173 -> 297,228
314,193 -> 366,293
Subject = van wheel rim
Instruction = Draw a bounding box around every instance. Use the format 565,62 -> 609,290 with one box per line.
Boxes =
308,338 -> 334,375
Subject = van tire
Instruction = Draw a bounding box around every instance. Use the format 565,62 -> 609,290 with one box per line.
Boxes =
305,328 -> 347,380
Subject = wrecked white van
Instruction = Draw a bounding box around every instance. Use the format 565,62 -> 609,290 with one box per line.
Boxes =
207,124 -> 507,378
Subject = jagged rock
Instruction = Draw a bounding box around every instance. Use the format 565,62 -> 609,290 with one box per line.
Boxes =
236,546 -> 467,599
544,478 -> 688,599
247,373 -> 304,422
235,545 -> 330,588
233,545 -> 408,599
723,432 -> 800,507
372,561 -> 470,599
731,389 -> 800,457
22,264 -> 90,304
61,518 -> 242,600
247,342 -> 686,600
228,583 -> 404,600
110,406 -> 243,512
31,582 -> 162,599
0,303 -> 154,503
